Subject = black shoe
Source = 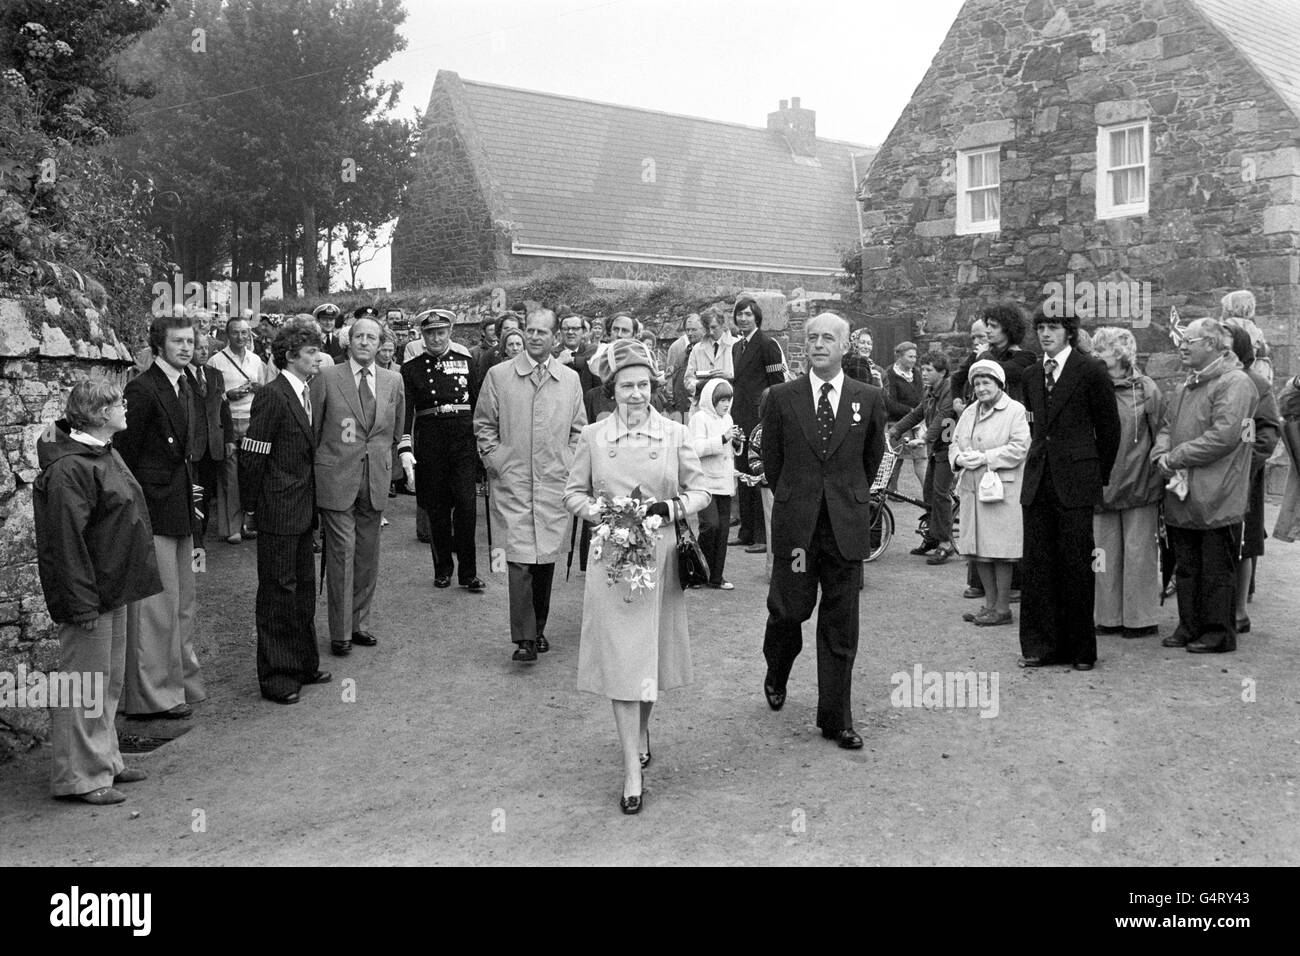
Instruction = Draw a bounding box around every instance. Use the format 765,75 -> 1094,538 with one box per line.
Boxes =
263,691 -> 300,705
535,633 -> 549,653
512,641 -> 537,662
620,791 -> 643,814
926,546 -> 956,565
1236,617 -> 1251,633
330,640 -> 352,657
910,539 -> 939,556
461,577 -> 486,592
744,542 -> 767,553
351,631 -> 378,647
1123,625 -> 1159,639
1073,662 -> 1094,671
822,728 -> 864,749
1094,624 -> 1125,635
1186,640 -> 1232,654
1161,633 -> 1189,648
1018,655 -> 1057,668
434,576 -> 451,588
963,586 -> 985,599
763,675 -> 786,711
305,670 -> 332,684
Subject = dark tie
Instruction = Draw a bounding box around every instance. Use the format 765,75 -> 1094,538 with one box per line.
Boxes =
738,337 -> 747,360
193,367 -> 206,398
177,372 -> 192,438
303,385 -> 312,426
818,381 -> 835,453
358,367 -> 375,430
1044,358 -> 1057,396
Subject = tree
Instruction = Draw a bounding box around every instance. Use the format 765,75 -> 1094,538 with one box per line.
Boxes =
117,0 -> 413,297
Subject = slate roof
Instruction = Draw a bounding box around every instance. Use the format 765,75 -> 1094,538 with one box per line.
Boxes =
1189,0 -> 1300,122
453,75 -> 873,277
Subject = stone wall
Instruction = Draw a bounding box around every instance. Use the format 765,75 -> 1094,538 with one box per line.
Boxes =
859,0 -> 1300,397
0,295 -> 135,758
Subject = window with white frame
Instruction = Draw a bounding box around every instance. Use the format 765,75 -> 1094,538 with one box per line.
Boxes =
955,146 -> 1000,235
1096,120 -> 1149,219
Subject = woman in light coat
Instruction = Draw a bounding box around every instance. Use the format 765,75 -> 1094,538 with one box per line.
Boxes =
563,339 -> 710,815
949,359 -> 1030,626
1090,328 -> 1165,639
689,378 -> 744,589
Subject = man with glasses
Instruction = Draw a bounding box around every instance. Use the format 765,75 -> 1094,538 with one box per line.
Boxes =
401,309 -> 486,592
1153,318 -> 1258,654
208,316 -> 268,544
474,309 -> 586,663
557,312 -> 595,367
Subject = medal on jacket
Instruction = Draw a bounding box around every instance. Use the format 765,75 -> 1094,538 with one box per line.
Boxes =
852,401 -> 861,423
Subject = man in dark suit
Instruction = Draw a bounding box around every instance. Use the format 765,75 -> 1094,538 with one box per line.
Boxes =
239,323 -> 331,704
117,314 -> 207,719
731,297 -> 786,552
188,333 -> 233,544
1019,306 -> 1121,670
761,312 -> 886,749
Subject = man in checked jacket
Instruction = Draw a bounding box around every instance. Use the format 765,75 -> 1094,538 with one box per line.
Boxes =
238,322 -> 331,705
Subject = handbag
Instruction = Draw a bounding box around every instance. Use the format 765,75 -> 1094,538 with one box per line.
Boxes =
977,469 -> 1005,502
675,517 -> 710,589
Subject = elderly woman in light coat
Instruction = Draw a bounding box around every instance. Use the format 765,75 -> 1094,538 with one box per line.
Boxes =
563,339 -> 710,815
474,309 -> 587,661
949,359 -> 1030,626
1090,328 -> 1165,639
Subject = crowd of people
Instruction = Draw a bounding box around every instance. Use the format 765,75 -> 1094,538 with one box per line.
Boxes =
30,289 -> 1300,814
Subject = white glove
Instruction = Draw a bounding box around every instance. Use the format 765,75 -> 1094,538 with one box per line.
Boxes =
400,451 -> 416,488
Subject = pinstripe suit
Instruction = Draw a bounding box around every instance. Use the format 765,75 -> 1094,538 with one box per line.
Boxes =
239,372 -> 320,698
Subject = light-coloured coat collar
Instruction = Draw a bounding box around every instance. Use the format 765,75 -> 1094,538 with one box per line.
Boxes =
975,390 -> 1012,421
602,405 -> 666,442
512,352 -> 558,380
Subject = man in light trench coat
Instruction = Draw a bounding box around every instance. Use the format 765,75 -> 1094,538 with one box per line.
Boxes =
474,308 -> 587,663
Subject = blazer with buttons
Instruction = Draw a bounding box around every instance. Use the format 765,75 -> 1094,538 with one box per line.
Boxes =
731,329 -> 786,433
238,373 -> 318,535
117,361 -> 201,537
761,373 -> 887,561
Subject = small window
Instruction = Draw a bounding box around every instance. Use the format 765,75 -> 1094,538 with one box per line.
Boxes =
955,147 -> 1000,235
1096,120 -> 1149,219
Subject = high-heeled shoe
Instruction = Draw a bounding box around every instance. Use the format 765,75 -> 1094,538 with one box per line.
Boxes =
639,730 -> 651,769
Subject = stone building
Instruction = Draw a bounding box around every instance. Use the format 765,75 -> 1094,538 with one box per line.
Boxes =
392,71 -> 874,294
858,0 -> 1300,396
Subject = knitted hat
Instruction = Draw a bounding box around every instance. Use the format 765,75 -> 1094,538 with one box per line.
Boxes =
968,358 -> 1006,386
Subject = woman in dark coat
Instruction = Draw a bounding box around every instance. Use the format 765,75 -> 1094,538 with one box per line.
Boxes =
34,380 -> 163,805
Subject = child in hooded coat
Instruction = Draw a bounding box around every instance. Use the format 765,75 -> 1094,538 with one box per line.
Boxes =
690,378 -> 743,589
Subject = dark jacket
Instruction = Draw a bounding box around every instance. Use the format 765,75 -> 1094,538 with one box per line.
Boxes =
116,361 -> 201,537
762,374 -> 887,561
980,345 -> 1037,405
1022,349 -> 1122,508
190,364 -> 234,461
731,329 -> 785,432
891,375 -> 955,454
238,373 -> 318,535
33,421 -> 163,623
882,364 -> 924,421
1097,373 -> 1164,513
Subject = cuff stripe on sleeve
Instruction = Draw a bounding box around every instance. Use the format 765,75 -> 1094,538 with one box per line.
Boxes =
240,437 -> 272,455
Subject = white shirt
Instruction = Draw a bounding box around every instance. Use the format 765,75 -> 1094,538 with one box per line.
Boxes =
810,368 -> 845,417
69,429 -> 107,447
208,346 -> 266,420
281,368 -> 311,416
349,358 -> 378,393
154,356 -> 184,396
1044,345 -> 1072,383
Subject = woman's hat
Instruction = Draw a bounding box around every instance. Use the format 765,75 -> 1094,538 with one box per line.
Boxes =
968,358 -> 1005,386
592,337 -> 660,383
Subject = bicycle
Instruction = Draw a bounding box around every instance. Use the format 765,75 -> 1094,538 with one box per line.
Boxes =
864,438 -> 960,562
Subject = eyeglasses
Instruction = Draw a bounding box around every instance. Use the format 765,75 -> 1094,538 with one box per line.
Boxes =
1181,336 -> 1210,346
107,399 -> 128,410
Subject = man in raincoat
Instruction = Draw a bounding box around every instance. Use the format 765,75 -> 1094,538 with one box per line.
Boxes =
474,309 -> 587,663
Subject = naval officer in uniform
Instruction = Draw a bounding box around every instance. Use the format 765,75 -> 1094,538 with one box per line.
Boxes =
401,309 -> 486,592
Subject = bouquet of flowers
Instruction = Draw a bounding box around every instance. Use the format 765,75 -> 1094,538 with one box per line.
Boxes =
588,486 -> 665,601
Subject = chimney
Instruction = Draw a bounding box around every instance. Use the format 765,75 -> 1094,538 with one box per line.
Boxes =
767,96 -> 816,158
